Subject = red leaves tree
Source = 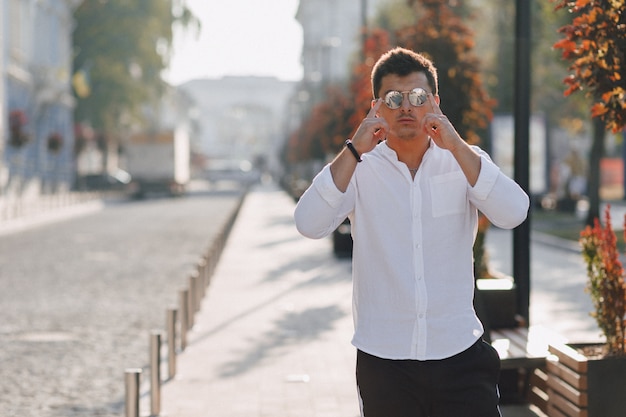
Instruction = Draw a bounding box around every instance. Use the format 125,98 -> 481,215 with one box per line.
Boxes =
293,86 -> 355,162
397,0 -> 496,146
286,29 -> 391,163
347,29 -> 392,131
554,0 -> 626,134
286,1 -> 493,163
554,0 -> 626,224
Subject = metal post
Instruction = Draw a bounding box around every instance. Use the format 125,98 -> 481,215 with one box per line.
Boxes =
188,274 -> 196,327
192,271 -> 202,312
361,0 -> 368,60
124,368 -> 142,417
150,331 -> 162,416
166,307 -> 177,379
513,0 -> 532,324
622,130 -> 626,199
206,252 -> 215,281
179,289 -> 189,350
198,258 -> 207,294
203,254 -> 211,287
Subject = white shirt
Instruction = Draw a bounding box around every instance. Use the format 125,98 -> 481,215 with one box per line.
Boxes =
294,141 -> 529,360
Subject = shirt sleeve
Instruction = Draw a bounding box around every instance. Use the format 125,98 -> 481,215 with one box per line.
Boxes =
294,164 -> 354,239
469,152 -> 530,229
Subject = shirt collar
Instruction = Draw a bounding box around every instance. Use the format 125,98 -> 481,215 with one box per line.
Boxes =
378,138 -> 435,164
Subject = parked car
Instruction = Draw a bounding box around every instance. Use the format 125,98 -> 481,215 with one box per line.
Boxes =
74,169 -> 132,192
203,159 -> 260,186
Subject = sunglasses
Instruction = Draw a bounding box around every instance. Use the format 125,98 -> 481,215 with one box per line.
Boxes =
383,88 -> 429,109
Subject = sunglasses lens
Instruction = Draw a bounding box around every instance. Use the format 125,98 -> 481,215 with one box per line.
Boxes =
409,88 -> 428,106
383,88 -> 428,109
384,91 -> 403,109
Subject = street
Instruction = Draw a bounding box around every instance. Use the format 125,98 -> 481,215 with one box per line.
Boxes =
0,181 -> 605,417
0,183 -> 243,417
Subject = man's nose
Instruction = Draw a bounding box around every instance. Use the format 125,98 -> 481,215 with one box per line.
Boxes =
400,94 -> 412,110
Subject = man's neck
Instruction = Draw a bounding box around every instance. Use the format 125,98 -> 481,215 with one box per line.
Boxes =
387,136 -> 431,171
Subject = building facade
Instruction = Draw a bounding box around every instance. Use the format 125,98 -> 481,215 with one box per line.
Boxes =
296,0 -> 385,86
1,0 -> 81,205
179,76 -> 297,177
287,0 -> 386,145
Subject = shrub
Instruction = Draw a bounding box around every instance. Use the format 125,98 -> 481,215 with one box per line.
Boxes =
579,205 -> 626,356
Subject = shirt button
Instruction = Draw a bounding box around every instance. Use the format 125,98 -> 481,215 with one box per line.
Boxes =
418,313 -> 424,319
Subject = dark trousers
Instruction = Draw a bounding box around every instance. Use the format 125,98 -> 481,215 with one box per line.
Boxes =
356,339 -> 502,417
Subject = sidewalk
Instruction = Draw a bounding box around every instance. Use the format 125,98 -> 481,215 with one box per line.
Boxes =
160,184 -> 543,417
0,190 -> 117,236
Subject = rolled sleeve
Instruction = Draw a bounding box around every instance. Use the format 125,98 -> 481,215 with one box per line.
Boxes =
470,154 -> 500,201
294,164 -> 352,239
469,155 -> 529,229
312,165 -> 346,208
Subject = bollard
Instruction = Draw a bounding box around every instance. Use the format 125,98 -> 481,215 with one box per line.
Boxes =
202,256 -> 210,290
190,270 -> 200,311
187,274 -> 196,327
150,331 -> 162,416
205,253 -> 214,284
166,307 -> 177,379
179,289 -> 189,350
198,258 -> 207,296
124,368 -> 142,417
193,270 -> 202,312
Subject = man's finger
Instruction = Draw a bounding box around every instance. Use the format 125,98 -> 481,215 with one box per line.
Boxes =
367,99 -> 383,118
428,93 -> 443,115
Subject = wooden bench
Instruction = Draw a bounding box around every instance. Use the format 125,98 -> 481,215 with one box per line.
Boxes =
491,326 -> 550,370
490,326 -> 559,411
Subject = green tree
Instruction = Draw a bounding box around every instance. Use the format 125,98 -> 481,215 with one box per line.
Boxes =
554,0 -> 626,224
72,0 -> 198,163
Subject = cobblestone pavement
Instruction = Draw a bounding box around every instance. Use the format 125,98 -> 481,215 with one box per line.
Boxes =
0,185 -> 243,416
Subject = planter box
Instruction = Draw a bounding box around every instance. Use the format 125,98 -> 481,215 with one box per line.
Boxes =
332,218 -> 352,258
546,342 -> 626,417
476,277 -> 518,329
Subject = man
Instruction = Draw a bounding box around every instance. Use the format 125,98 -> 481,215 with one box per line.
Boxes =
294,47 -> 529,417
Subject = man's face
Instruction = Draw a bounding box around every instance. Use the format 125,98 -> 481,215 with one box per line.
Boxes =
374,71 -> 439,141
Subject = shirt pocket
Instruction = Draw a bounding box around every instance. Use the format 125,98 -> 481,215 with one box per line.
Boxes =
429,171 -> 467,218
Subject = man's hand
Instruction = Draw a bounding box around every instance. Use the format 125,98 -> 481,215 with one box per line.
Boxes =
423,93 -> 481,186
350,99 -> 389,155
422,93 -> 463,152
329,100 -> 388,192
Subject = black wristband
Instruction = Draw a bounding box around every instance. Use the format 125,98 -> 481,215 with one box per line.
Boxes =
345,139 -> 362,163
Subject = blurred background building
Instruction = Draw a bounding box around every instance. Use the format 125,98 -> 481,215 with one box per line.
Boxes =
2,0 -> 619,214
176,0 -> 384,181
179,76 -> 296,179
294,0 -> 384,115
1,0 -> 80,206
0,0 -> 383,202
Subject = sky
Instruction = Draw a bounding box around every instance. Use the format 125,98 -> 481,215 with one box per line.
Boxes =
164,0 -> 303,86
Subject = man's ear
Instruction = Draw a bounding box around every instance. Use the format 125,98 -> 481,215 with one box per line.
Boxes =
434,95 -> 441,106
371,99 -> 379,116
